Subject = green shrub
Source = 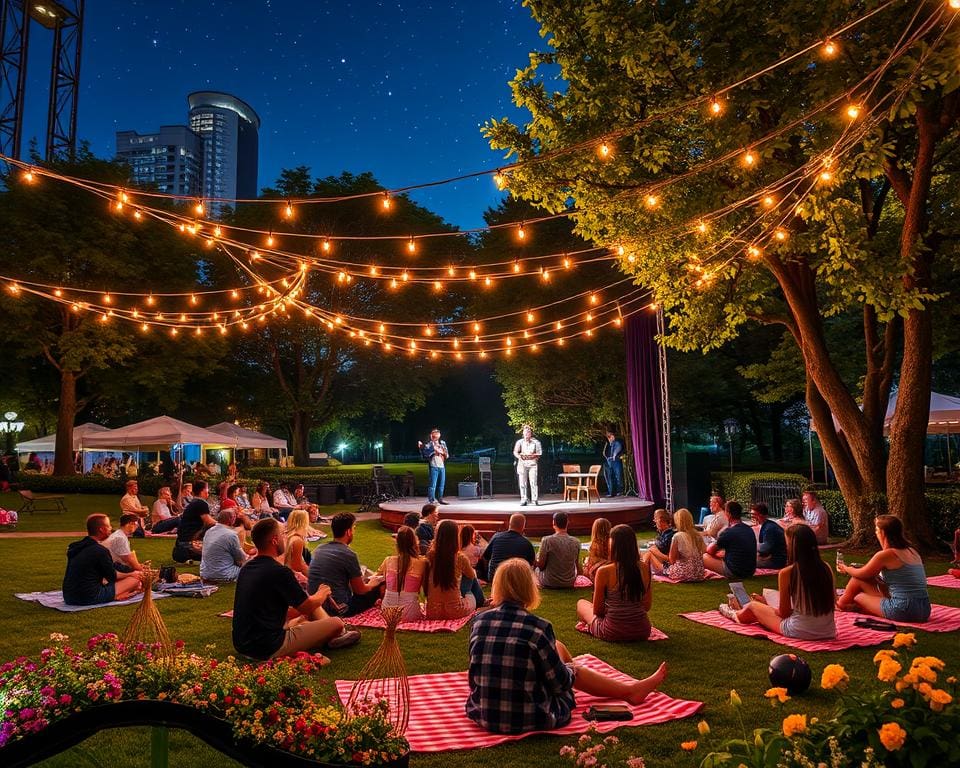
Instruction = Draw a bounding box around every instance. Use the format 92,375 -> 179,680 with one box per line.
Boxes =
16,474 -> 157,495
819,489 -> 853,538
712,472 -> 810,505
238,469 -> 370,486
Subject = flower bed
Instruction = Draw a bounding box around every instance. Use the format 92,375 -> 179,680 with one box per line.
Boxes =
0,633 -> 408,767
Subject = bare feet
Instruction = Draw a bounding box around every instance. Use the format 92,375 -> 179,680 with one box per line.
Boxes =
627,662 -> 668,705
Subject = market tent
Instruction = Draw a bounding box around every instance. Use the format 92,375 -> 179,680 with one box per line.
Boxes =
81,416 -> 234,450
205,422 -> 287,450
15,423 -> 109,453
884,391 -> 960,435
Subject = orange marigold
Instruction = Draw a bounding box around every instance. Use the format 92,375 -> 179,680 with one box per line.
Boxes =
878,722 -> 907,751
878,658 -> 902,683
873,649 -> 898,663
892,633 -> 916,649
782,714 -> 807,738
820,664 -> 849,691
680,741 -> 698,752
764,687 -> 790,704
890,698 -> 905,709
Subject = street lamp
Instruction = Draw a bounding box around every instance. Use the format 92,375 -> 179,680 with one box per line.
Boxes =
373,441 -> 383,463
337,442 -> 348,464
723,419 -> 737,476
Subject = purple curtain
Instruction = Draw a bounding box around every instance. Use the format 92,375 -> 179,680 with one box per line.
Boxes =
625,312 -> 665,505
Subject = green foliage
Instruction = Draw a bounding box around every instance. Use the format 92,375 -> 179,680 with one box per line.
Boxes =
711,472 -> 810,507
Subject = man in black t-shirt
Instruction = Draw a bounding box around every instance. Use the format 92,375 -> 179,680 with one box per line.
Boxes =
173,479 -> 216,563
232,518 -> 360,660
481,513 -> 536,583
703,501 -> 757,578
63,514 -> 143,605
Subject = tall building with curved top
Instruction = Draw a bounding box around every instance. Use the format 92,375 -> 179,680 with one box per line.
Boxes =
187,91 -> 260,212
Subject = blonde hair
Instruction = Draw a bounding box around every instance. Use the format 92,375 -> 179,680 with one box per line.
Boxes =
285,509 -> 310,540
492,558 -> 540,610
653,508 -> 672,526
673,508 -> 706,556
588,517 -> 611,562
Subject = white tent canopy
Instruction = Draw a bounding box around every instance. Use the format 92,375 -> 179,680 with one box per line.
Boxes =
206,422 -> 287,450
884,391 -> 960,435
15,423 -> 109,453
81,415 -> 234,451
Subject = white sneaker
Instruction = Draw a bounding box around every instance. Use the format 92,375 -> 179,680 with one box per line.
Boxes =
718,603 -> 738,623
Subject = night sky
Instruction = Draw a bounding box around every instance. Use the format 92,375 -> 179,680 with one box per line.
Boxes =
20,0 -> 554,229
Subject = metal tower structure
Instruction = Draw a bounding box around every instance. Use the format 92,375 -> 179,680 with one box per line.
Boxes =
0,0 -> 84,162
656,307 -> 674,511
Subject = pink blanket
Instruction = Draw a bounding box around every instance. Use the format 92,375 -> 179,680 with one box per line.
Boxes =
335,653 -> 703,752
681,603 -> 960,652
927,573 -> 960,589
575,621 -> 669,640
347,606 -> 473,633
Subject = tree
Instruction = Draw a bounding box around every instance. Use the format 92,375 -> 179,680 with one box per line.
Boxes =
0,152 -> 221,474
484,1 -> 960,545
225,169 -> 462,464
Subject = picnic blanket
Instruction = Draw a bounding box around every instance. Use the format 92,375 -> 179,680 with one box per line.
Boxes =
574,574 -> 592,588
653,570 -> 722,584
144,531 -> 177,538
927,573 -> 960,589
575,621 -> 669,641
219,609 -> 234,618
346,606 -> 474,633
335,653 -> 703,752
681,603 -> 960,652
15,590 -> 168,612
154,582 -> 219,598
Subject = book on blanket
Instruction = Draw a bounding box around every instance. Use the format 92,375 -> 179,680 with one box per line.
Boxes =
762,588 -> 779,610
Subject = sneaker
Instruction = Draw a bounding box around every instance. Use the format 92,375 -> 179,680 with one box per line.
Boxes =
718,603 -> 738,623
533,500 -> 539,506
520,501 -> 528,507
437,499 -> 450,505
327,629 -> 361,650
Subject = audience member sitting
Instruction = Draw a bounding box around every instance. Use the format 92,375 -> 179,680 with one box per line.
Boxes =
402,511 -> 420,530
658,508 -> 706,582
582,517 -> 611,581
459,524 -> 487,580
720,525 -> 836,639
307,512 -> 384,616
151,486 -> 180,534
703,501 -> 757,578
232,518 -> 358,660
104,513 -> 145,573
293,484 -> 321,521
802,490 -> 830,544
220,483 -> 254,531
236,484 -> 253,512
200,508 -> 249,583
252,481 -> 279,518
415,503 -> 439,555
577,524 -> 653,642
173,480 -> 216,563
24,452 -> 42,472
283,509 -> 313,579
481,513 -> 536,583
426,520 -> 480,619
837,514 -> 931,622
701,494 -> 729,541
535,512 -> 582,589
63,514 -> 143,606
466,558 -> 668,734
176,482 -> 194,513
119,479 -> 150,536
754,502 -> 787,569
272,483 -> 300,521
645,509 -> 676,570
778,498 -> 805,529
699,493 -> 725,526
379,526 -> 428,621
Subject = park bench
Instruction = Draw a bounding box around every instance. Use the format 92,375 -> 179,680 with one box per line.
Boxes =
17,489 -> 67,514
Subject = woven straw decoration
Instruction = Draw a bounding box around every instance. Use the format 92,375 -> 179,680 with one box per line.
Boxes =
120,564 -> 176,670
345,605 -> 410,736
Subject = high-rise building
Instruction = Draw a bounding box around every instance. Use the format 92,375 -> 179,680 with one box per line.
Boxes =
115,125 -> 204,197
187,91 -> 260,211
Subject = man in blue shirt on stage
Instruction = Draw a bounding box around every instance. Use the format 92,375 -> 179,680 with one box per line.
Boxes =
603,429 -> 624,497
419,428 -> 449,505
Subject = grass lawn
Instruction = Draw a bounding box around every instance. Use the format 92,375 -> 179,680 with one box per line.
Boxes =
0,495 -> 957,767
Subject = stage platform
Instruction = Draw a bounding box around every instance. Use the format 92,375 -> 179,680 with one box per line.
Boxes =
378,494 -> 656,536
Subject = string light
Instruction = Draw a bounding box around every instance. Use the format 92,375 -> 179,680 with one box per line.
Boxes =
407,237 -> 416,254
774,228 -> 789,241
822,39 -> 838,57
598,141 -> 611,158
645,194 -> 659,209
517,222 -> 526,241
214,225 -> 222,238
742,149 -> 757,167
493,170 -> 507,190
747,245 -> 763,260
194,200 -> 204,216
381,192 -> 392,211
513,259 -> 522,273
21,169 -> 35,183
133,210 -> 142,221
266,231 -> 275,247
589,293 -> 599,305
284,200 -> 294,219
761,195 -> 776,209
322,238 -> 332,253
433,280 -> 443,291
950,0 -> 960,9
696,220 -> 709,234
845,103 -> 862,120
709,95 -> 723,116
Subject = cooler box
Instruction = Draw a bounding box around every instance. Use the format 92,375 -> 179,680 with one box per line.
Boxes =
458,482 -> 479,498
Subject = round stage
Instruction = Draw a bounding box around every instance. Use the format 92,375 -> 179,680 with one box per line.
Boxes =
378,494 -> 655,536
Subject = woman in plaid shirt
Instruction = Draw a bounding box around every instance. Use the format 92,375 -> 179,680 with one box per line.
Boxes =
466,558 -> 669,734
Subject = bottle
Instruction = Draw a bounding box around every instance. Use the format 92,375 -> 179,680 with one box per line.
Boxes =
836,551 -> 844,571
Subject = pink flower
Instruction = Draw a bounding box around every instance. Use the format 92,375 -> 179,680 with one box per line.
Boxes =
560,745 -> 576,757
627,758 -> 646,768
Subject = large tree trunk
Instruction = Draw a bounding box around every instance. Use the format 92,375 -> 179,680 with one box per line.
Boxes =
53,370 -> 77,476
290,412 -> 311,467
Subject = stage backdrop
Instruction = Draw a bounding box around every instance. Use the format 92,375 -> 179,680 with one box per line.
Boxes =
625,312 -> 666,506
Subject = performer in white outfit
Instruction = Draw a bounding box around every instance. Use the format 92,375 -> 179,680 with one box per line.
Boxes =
513,425 -> 543,506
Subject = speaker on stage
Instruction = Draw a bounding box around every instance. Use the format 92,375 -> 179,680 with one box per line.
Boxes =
672,451 -> 711,514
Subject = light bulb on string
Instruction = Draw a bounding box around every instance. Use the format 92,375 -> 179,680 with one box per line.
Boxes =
266,231 -> 275,247
845,103 -> 861,120
321,238 -> 332,253
21,169 -> 35,183
526,311 -> 535,323
589,293 -> 599,305
369,265 -> 379,276
381,192 -> 392,211
54,288 -> 62,297
433,280 -> 443,291
468,269 -> 477,281
774,228 -> 789,241
747,245 -> 763,260
447,265 -> 456,277
178,223 -> 186,233
645,194 -> 659,209
190,294 -> 198,305
194,200 -> 204,216
113,200 -> 123,212
284,200 -> 294,219
484,276 -> 493,287
473,322 -> 481,332
822,39 -> 838,57
696,219 -> 709,234
213,225 -> 222,238
133,209 -> 142,221
562,255 -> 572,269
493,170 -> 507,190
709,95 -> 723,116
513,259 -> 521,273
401,271 -> 409,282
950,0 -> 960,8
761,195 -> 776,209
407,236 -> 416,254
517,222 -> 526,241
555,320 -> 563,331
541,268 -> 551,282
742,149 -> 757,168
598,141 -> 611,158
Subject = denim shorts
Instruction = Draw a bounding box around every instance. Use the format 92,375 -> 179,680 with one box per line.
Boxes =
881,596 -> 931,623
71,582 -> 116,606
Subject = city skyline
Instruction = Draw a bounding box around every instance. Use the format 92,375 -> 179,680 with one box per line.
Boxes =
17,0 -> 554,229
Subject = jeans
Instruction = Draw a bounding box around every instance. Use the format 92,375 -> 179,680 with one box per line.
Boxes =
427,464 -> 446,501
603,460 -> 623,496
152,517 -> 180,534
460,575 -> 485,606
